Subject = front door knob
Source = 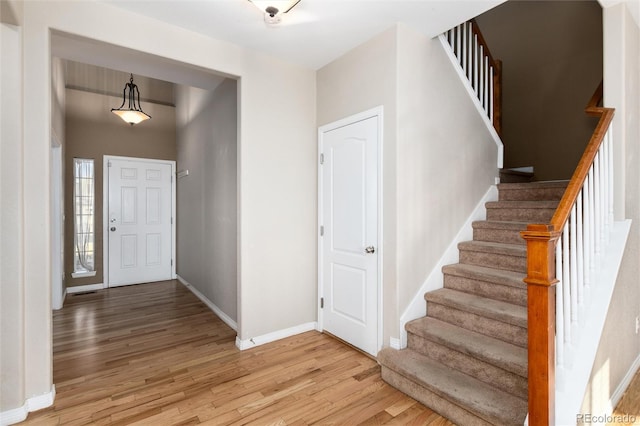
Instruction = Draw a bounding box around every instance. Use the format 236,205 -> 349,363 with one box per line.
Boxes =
365,246 -> 375,254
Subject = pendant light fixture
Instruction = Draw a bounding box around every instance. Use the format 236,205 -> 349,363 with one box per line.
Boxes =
111,73 -> 151,125
248,0 -> 301,24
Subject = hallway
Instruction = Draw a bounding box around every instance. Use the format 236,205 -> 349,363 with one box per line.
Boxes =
23,281 -> 450,425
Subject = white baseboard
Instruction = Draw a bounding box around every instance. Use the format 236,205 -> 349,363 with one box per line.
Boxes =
398,185 -> 499,348
66,283 -> 105,294
610,352 -> 640,411
389,337 -> 401,350
0,386 -> 55,426
176,275 -> 238,331
235,322 -> 317,351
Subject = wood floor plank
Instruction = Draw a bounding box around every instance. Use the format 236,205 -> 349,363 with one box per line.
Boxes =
23,280 -> 447,425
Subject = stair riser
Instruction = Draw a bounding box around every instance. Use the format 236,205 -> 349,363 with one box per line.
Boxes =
381,367 -> 496,426
499,187 -> 567,201
427,303 -> 527,348
407,334 -> 528,399
443,274 -> 527,306
486,208 -> 555,222
459,250 -> 526,273
473,228 -> 526,245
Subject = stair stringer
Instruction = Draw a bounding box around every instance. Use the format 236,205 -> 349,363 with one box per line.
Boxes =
397,184 -> 498,349
437,34 -> 503,169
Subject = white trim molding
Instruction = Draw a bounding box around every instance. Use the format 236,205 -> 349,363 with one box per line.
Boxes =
66,283 -> 105,294
398,185 -> 499,348
177,275 -> 238,331
438,34 -> 503,169
0,386 -> 55,426
235,322 -> 318,351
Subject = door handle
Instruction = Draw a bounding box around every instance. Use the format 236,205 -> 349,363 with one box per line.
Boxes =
110,227 -> 117,232
365,246 -> 375,254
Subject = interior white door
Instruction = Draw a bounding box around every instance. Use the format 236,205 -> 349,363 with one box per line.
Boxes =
108,158 -> 173,287
321,114 -> 379,356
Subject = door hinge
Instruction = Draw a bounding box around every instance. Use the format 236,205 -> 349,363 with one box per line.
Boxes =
320,297 -> 324,309
171,217 -> 173,225
107,161 -> 112,167
171,259 -> 173,266
320,225 -> 324,236
320,153 -> 324,165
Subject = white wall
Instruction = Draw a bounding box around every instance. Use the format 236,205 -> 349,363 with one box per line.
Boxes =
176,80 -> 238,322
395,24 -> 498,315
581,1 -> 640,417
317,26 -> 399,343
0,22 -> 26,412
2,0 -> 316,415
317,24 -> 498,345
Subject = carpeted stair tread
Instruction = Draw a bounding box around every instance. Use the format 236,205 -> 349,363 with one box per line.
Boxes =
498,180 -> 569,201
378,348 -> 528,426
472,220 -> 529,231
442,263 -> 526,289
486,200 -> 559,208
458,240 -> 526,257
405,317 -> 527,377
425,288 -> 527,328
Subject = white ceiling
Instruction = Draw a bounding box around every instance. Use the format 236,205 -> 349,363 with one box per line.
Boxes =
102,0 -> 507,70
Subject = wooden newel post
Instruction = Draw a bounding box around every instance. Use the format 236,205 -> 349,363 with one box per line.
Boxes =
521,224 -> 559,426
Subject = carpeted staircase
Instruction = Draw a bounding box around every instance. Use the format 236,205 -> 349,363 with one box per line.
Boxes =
379,181 -> 568,426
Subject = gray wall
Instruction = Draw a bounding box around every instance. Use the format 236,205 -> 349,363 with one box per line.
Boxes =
64,88 -> 177,287
176,79 -> 238,322
476,0 -> 603,181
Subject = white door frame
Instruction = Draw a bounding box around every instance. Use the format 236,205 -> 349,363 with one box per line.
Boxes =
103,155 -> 177,288
317,106 -> 384,355
51,137 -> 64,310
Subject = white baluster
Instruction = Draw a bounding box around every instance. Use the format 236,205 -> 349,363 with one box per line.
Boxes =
593,152 -> 601,262
461,22 -> 467,75
576,190 -> 585,323
608,129 -> 614,228
556,241 -> 565,390
562,222 -> 572,367
589,164 -> 598,280
479,45 -> 484,108
467,22 -> 473,81
456,24 -> 462,62
570,204 -> 579,342
484,56 -> 490,112
489,65 -> 494,122
474,35 -> 479,96
583,175 -> 591,298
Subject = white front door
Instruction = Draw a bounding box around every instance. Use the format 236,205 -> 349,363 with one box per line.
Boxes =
107,157 -> 174,287
319,110 -> 380,356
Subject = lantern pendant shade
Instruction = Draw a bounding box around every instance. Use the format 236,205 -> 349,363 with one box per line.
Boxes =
111,74 -> 151,125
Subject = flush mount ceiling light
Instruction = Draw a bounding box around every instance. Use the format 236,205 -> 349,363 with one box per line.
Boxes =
248,0 -> 301,25
111,73 -> 151,126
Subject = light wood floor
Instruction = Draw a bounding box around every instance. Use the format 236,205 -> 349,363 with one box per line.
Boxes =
23,280 -> 453,425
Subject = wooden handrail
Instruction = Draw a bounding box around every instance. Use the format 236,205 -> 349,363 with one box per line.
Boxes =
470,19 -> 502,136
521,81 -> 614,426
550,82 -> 614,232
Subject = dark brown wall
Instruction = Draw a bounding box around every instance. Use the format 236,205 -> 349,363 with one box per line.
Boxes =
64,88 -> 176,287
476,0 -> 603,181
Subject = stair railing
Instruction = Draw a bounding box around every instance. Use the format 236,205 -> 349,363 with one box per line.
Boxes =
521,82 -> 614,425
444,19 -> 502,135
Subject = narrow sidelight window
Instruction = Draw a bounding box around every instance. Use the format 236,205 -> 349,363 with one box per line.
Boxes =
72,158 -> 96,277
